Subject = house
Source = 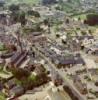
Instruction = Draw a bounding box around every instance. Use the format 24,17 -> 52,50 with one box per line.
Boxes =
53,74 -> 63,86
33,64 -> 46,76
4,78 -> 16,89
31,32 -> 42,36
85,44 -> 98,55
26,34 -> 47,44
9,51 -> 27,67
0,57 -> 5,64
0,81 -> 3,91
73,75 -> 87,94
10,52 -> 24,64
84,58 -> 97,69
14,52 -> 27,68
4,44 -> 17,52
68,35 -> 94,51
9,85 -> 25,97
1,52 -> 14,59
69,39 -> 81,52
76,35 -> 94,42
32,6 -> 49,12
0,34 -> 17,45
50,53 -> 85,68
0,10 -> 10,25
74,54 -> 85,65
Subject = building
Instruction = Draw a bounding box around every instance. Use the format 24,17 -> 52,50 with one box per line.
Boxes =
33,63 -> 46,76
9,51 -> 27,68
50,54 -> 85,68
9,85 -> 25,97
26,34 -> 47,44
4,78 -> 16,90
73,75 -> 87,94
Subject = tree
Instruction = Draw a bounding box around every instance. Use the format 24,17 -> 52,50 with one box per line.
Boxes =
9,4 -> 20,12
84,14 -> 98,26
9,4 -> 20,24
27,10 -> 34,15
33,11 -> 40,18
43,19 -> 49,25
19,11 -> 26,26
27,10 -> 40,18
11,12 -> 20,23
11,68 -> 30,79
66,18 -> 69,24
55,6 -> 61,10
81,31 -> 87,35
88,29 -> 92,35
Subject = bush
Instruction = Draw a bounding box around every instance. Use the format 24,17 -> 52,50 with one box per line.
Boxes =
84,14 -> 98,26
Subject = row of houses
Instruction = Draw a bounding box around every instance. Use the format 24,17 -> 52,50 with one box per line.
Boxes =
36,39 -> 85,68
67,35 -> 94,52
32,6 -> 66,21
3,78 -> 25,98
0,33 -> 17,45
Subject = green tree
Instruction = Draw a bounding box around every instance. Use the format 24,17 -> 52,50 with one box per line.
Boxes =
9,4 -> 20,12
19,11 -> 26,26
27,10 -> 40,18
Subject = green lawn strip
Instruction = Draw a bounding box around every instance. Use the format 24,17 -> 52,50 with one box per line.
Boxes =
0,92 -> 6,100
0,44 -> 6,51
6,0 -> 41,5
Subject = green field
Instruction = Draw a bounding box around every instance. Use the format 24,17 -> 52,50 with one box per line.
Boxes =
73,14 -> 87,20
0,93 -> 6,100
6,0 -> 41,5
72,12 -> 97,20
20,0 -> 41,4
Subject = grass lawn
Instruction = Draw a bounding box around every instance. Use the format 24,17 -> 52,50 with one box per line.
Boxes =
0,44 -> 5,51
73,14 -> 87,20
29,73 -> 37,82
6,0 -> 41,5
22,0 -> 41,4
72,12 -> 97,20
0,92 -> 6,100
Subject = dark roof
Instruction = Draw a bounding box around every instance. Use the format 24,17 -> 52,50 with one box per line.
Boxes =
74,57 -> 85,65
11,52 -> 24,64
9,85 -> 24,96
31,32 -> 42,36
76,36 -> 94,40
8,51 -> 28,68
58,58 -> 75,65
51,54 -> 85,66
0,34 -> 17,44
1,52 -> 14,59
26,35 -> 47,43
5,78 -> 16,89
14,52 -> 27,67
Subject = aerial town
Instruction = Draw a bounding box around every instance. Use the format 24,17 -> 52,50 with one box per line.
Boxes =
0,0 -> 98,100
